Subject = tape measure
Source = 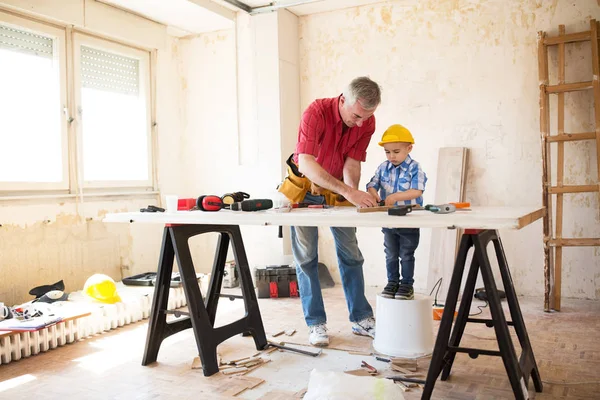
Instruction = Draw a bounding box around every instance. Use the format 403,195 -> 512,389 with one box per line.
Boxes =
425,204 -> 456,214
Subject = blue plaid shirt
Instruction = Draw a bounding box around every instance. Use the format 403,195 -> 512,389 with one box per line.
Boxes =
366,155 -> 427,206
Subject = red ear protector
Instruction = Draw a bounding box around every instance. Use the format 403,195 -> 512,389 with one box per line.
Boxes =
196,195 -> 224,211
221,191 -> 250,206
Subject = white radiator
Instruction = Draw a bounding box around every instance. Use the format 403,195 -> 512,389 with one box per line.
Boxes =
0,278 -> 206,366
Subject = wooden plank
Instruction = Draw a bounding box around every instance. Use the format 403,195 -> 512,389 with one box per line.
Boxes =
546,132 -> 596,142
548,184 -> 599,194
555,25 -> 566,311
356,205 -> 393,213
427,147 -> 468,301
548,238 -> 600,246
545,81 -> 593,93
257,391 -> 298,400
222,376 -> 265,396
543,30 -> 591,45
344,368 -> 374,377
591,20 -> 600,216
516,207 -> 546,229
538,29 -> 554,312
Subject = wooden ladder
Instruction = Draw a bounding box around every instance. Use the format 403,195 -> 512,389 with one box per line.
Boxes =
538,19 -> 600,311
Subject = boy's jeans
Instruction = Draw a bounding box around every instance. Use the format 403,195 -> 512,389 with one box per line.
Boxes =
290,194 -> 373,327
382,228 -> 420,286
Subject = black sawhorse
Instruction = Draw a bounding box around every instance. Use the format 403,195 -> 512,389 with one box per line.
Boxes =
141,224 -> 267,376
423,229 -> 543,399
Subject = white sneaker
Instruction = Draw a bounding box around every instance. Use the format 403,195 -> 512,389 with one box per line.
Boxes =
352,317 -> 376,338
308,324 -> 329,347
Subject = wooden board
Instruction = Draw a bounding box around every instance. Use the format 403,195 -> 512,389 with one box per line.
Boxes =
427,148 -> 468,301
555,24 -> 566,311
104,206 -> 544,231
357,205 -> 394,213
538,28 -> 554,311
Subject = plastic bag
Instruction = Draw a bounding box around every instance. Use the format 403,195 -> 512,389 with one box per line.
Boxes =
303,369 -> 405,400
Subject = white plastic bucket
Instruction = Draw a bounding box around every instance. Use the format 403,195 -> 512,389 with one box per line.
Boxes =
373,293 -> 434,357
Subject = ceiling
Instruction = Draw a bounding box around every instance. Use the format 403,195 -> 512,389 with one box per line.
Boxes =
98,0 -> 389,36
239,0 -> 391,16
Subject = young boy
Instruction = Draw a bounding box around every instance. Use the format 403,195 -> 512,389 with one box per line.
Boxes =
366,124 -> 427,300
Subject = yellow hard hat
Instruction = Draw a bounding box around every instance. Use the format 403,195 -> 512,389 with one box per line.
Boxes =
83,274 -> 122,304
378,124 -> 414,146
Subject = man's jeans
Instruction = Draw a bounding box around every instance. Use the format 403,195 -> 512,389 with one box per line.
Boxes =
290,194 -> 373,327
382,228 -> 420,286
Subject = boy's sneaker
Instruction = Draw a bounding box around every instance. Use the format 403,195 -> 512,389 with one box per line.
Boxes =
352,316 -> 376,338
308,324 -> 329,347
381,281 -> 399,298
395,284 -> 414,300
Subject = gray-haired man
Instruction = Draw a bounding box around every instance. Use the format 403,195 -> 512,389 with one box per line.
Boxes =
279,77 -> 382,346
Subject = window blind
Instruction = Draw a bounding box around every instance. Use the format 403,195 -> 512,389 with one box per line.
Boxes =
81,45 -> 139,96
0,24 -> 53,59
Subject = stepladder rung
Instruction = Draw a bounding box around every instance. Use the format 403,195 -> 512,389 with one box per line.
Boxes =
546,132 -> 597,142
548,184 -> 599,194
548,238 -> 600,247
543,30 -> 594,45
546,81 -> 593,93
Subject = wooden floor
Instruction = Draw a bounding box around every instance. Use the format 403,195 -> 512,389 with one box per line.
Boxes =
0,287 -> 599,399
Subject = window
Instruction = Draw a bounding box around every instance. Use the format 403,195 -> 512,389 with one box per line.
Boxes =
0,14 -> 68,191
0,10 -> 154,195
74,34 -> 153,188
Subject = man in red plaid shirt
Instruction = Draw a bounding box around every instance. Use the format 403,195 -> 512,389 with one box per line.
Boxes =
286,77 -> 382,346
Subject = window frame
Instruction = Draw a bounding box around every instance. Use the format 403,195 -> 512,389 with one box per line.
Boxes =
72,32 -> 154,190
0,11 -> 69,192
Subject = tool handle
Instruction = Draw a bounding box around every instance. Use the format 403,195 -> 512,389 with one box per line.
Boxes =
267,342 -> 321,357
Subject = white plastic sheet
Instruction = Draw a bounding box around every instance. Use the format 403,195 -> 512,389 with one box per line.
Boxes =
303,369 -> 405,400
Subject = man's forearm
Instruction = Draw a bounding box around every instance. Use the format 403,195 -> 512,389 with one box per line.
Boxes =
343,158 -> 361,189
297,154 -> 351,196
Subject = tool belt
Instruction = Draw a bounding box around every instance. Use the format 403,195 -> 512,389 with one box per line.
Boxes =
277,154 -> 353,207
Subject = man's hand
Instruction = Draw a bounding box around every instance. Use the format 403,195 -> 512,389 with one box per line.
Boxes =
346,189 -> 379,208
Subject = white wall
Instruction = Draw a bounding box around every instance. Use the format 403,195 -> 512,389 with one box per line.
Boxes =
298,0 -> 600,299
0,0 -> 183,305
177,10 -> 300,270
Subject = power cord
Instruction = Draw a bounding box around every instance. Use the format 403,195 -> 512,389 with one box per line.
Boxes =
429,278 -> 443,306
428,277 -> 488,316
469,300 -> 488,316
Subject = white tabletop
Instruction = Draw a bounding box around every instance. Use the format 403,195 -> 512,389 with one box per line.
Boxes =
103,206 -> 545,230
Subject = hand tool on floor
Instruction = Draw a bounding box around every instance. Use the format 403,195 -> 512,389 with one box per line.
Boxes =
361,360 -> 378,374
267,341 -> 322,357
387,376 -> 426,385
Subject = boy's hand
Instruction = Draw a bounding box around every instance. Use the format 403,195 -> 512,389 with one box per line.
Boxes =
384,194 -> 398,206
367,188 -> 381,203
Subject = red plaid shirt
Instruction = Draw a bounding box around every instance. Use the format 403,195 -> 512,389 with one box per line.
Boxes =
294,96 -> 376,180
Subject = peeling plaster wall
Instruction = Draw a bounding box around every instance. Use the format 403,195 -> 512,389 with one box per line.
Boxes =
299,0 -> 600,299
0,0 -> 183,305
177,12 -> 297,271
